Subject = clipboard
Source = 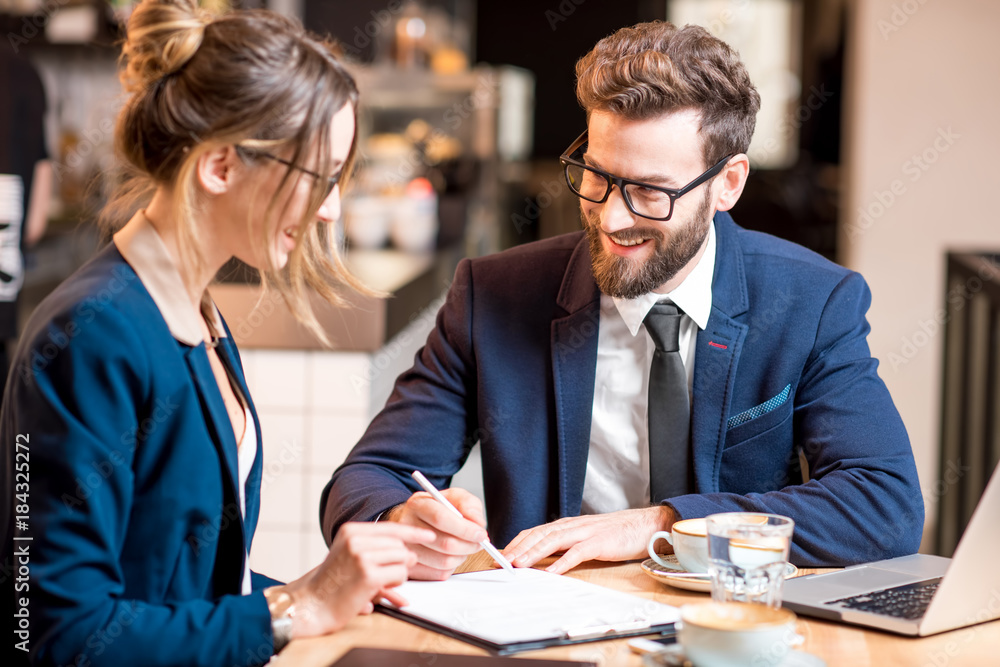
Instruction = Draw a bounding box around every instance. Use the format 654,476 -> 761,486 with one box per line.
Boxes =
377,568 -> 679,655
329,647 -> 599,666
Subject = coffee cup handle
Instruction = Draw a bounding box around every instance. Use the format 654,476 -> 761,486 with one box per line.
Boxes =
647,530 -> 675,569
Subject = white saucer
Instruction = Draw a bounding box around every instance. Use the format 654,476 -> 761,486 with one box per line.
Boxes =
640,557 -> 799,593
642,645 -> 826,667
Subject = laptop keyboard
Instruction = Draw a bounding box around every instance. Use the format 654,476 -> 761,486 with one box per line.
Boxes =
826,578 -> 942,620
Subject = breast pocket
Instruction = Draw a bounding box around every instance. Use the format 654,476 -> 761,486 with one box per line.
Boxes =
721,384 -> 796,494
726,384 -> 792,443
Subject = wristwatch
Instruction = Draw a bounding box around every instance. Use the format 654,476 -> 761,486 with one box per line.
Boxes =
263,587 -> 295,653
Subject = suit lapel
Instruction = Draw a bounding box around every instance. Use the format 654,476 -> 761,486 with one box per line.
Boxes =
183,345 -> 244,533
551,236 -> 601,517
692,315 -> 746,492
691,213 -> 749,492
183,343 -> 249,594
215,336 -> 262,551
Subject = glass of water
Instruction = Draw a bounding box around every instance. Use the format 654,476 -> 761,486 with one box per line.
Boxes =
706,513 -> 795,609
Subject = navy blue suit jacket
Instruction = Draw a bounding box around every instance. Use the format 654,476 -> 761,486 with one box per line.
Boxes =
1,245 -> 275,666
322,213 -> 924,566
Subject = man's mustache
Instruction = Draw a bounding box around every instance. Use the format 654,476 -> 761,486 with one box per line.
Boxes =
584,213 -> 666,246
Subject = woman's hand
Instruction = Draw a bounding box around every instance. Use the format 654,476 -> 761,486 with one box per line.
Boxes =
274,521 -> 435,639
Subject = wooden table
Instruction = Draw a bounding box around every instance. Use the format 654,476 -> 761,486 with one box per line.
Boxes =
274,552 -> 1000,666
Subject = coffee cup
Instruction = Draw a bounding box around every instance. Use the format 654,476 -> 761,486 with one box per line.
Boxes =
679,602 -> 802,667
647,518 -> 708,573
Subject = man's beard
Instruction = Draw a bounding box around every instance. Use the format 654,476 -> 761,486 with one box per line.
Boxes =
585,187 -> 713,300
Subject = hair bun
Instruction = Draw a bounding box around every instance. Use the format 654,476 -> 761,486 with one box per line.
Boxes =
120,0 -> 213,93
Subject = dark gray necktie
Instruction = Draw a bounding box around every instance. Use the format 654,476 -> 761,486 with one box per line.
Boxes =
644,302 -> 692,503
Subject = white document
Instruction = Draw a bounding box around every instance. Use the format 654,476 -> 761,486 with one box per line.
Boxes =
381,567 -> 680,647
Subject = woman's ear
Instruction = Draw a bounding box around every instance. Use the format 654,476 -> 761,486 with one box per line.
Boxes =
714,154 -> 750,212
196,145 -> 240,195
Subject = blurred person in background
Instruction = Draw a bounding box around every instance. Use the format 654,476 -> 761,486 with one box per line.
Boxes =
1,41 -> 51,396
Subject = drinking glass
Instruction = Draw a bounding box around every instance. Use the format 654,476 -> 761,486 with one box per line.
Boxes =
706,513 -> 795,609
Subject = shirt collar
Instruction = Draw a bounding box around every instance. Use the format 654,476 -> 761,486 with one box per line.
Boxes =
113,210 -> 225,347
611,220 -> 717,336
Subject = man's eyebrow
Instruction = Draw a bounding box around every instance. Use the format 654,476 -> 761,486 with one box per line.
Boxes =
582,152 -> 680,188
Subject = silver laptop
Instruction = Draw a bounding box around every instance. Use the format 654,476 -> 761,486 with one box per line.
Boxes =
782,460 -> 1000,636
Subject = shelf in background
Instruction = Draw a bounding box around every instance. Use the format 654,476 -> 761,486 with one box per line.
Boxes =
210,244 -> 463,352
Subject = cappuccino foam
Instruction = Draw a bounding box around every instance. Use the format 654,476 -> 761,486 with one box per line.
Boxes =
682,602 -> 795,630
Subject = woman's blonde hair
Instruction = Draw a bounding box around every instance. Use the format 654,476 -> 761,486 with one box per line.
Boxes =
575,21 -> 761,166
107,0 -> 371,345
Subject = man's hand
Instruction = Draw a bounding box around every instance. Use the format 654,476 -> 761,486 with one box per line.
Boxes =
502,505 -> 676,575
385,487 -> 488,580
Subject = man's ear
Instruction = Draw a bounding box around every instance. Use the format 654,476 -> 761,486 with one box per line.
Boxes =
196,145 -> 239,195
714,154 -> 750,212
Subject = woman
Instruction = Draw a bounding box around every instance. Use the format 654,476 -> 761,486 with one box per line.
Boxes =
0,2 -> 433,665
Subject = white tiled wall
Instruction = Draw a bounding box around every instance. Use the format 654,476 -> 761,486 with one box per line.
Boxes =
308,352 -> 372,414
308,414 -> 369,470
244,296 -> 492,584
245,346 -> 376,583
244,346 -> 369,583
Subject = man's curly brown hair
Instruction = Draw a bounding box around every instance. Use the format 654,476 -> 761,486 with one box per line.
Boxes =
576,21 -> 761,166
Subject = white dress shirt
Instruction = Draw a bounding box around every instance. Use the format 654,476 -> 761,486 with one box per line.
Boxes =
581,222 -> 717,514
238,403 -> 257,595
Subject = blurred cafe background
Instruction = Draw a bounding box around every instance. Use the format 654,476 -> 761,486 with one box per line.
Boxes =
1,0 -> 998,583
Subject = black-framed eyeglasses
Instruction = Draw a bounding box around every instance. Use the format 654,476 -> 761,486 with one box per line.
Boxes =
559,131 -> 733,222
238,147 -> 341,199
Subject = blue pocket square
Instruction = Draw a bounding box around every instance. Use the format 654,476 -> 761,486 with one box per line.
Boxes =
727,384 -> 792,430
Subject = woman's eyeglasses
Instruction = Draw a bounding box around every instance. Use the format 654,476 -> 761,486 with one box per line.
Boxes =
238,148 -> 341,199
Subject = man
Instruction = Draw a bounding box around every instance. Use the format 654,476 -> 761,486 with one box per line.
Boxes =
321,21 -> 923,580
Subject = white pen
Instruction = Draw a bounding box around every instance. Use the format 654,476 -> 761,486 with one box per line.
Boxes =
411,470 -> 515,573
